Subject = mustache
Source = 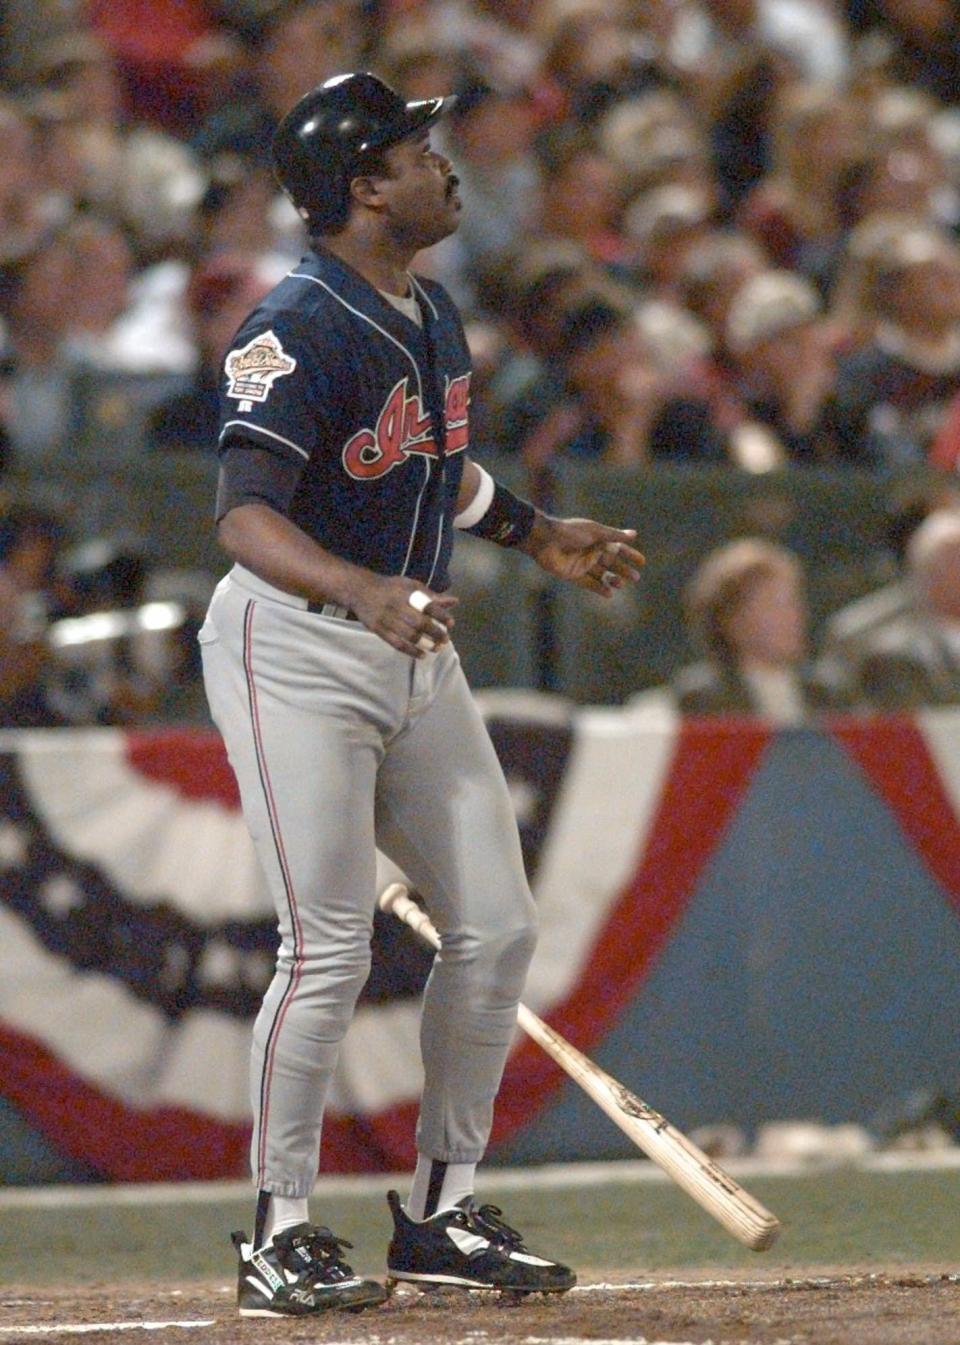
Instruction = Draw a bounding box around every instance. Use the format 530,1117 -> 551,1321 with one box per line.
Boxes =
445,174 -> 460,197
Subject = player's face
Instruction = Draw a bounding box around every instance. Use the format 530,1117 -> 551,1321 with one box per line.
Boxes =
376,131 -> 462,250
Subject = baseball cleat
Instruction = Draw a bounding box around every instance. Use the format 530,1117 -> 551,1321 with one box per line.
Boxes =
384,1189 -> 576,1295
232,1222 -> 388,1316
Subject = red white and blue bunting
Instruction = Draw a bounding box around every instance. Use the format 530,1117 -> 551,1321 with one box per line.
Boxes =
2,706 -> 960,1180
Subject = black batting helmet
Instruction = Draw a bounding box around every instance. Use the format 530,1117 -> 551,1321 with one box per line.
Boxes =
271,71 -> 456,233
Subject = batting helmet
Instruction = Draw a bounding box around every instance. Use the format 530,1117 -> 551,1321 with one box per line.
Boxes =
271,72 -> 455,233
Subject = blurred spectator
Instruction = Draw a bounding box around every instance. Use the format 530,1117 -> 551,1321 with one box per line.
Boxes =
376,0 -> 543,95
930,389 -> 960,473
666,0 -> 848,208
830,210 -> 930,351
379,32 -> 463,107
867,86 -> 950,188
671,537 -> 856,719
534,127 -> 632,270
0,503 -> 69,726
0,504 -> 67,623
677,233 -> 769,349
853,508 -> 960,708
724,269 -> 840,464
22,32 -> 207,259
0,211 -> 201,469
25,30 -> 126,131
0,99 -> 63,268
86,0 -> 242,135
457,0 -> 543,88
0,229 -> 77,466
852,0 -> 960,108
623,185 -> 715,296
194,150 -> 302,267
820,477 -> 960,671
147,254 -> 273,451
538,5 -> 660,125
836,89 -> 953,231
597,89 -> 716,205
669,0 -> 849,92
58,214 -> 146,369
520,292 -> 725,470
635,296 -> 713,374
109,151 -> 302,385
474,239 -> 599,455
674,232 -> 770,464
836,146 -> 932,233
192,0 -> 369,160
738,84 -> 862,291
0,1 -> 79,87
829,225 -> 960,467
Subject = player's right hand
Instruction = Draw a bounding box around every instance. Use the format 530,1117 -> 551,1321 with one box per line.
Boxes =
349,575 -> 458,658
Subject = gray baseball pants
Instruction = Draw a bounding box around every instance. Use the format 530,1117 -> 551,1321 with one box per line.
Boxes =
199,564 -> 537,1197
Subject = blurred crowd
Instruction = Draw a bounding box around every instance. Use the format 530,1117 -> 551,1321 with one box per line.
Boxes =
3,0 -> 960,724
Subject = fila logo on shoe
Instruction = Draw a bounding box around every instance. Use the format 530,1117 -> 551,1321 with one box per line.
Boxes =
446,1224 -> 554,1266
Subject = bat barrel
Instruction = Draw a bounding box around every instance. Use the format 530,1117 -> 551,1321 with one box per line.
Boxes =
516,1005 -> 780,1251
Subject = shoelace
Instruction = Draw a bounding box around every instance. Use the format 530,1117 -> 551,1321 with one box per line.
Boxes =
467,1203 -> 526,1252
285,1226 -> 355,1280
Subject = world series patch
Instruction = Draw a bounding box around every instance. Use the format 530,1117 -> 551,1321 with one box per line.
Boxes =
225,330 -> 296,407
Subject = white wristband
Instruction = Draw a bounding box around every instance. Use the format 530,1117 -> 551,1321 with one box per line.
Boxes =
454,465 -> 495,529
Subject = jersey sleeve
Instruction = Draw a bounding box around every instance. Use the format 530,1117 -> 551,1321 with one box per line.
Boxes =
214,442 -> 303,521
218,311 -> 327,465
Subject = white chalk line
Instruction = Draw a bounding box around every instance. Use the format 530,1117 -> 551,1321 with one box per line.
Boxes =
575,1272 -> 960,1293
0,1323 -> 215,1336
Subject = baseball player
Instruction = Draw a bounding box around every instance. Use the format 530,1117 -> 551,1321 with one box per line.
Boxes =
198,71 -> 645,1317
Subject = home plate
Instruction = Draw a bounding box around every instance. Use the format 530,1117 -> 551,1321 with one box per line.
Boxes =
0,1322 -> 215,1335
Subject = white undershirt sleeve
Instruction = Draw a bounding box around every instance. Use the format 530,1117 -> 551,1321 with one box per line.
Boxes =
454,465 -> 495,529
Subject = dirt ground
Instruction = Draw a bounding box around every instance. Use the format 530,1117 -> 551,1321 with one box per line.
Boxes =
4,1268 -> 960,1345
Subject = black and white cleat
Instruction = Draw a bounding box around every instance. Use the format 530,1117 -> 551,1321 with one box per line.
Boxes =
385,1189 -> 576,1299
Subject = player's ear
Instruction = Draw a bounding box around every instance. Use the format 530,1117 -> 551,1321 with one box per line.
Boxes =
349,173 -> 388,210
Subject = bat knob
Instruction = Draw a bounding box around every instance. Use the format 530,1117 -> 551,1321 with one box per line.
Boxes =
378,882 -> 409,914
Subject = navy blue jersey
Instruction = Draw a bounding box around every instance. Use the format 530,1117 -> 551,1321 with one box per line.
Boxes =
217,247 -> 471,589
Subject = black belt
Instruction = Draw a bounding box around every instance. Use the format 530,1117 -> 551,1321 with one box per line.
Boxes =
307,600 -> 361,620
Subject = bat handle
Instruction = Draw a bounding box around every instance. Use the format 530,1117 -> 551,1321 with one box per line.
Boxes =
378,882 -> 441,951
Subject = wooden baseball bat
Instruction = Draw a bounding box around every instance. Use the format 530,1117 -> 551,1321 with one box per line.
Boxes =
378,882 -> 781,1252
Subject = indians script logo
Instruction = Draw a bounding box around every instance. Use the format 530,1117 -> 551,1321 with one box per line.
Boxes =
225,330 -> 296,406
342,374 -> 470,480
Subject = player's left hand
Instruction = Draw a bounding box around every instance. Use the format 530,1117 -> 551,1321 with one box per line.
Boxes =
522,516 -> 645,596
